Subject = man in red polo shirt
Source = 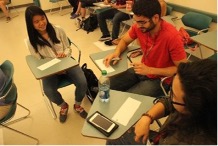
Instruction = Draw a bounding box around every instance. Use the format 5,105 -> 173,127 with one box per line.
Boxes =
104,0 -> 187,97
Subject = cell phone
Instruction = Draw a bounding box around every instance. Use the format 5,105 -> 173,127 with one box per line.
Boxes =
87,111 -> 119,137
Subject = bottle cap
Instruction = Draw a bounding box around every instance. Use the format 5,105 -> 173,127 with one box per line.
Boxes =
101,70 -> 107,75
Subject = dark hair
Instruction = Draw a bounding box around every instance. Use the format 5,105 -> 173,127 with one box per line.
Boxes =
178,59 -> 217,137
132,0 -> 161,19
25,6 -> 60,52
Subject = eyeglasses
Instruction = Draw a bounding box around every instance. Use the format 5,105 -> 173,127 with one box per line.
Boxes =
170,88 -> 186,106
134,19 -> 151,25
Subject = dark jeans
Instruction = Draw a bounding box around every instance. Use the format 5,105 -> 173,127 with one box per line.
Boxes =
79,0 -> 97,8
97,8 -> 130,39
110,68 -> 169,97
42,65 -> 87,106
68,0 -> 79,13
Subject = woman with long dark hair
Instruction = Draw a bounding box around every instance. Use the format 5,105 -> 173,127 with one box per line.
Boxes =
107,59 -> 217,145
25,6 -> 88,123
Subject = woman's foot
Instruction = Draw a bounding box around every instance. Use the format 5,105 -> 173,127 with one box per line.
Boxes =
74,104 -> 87,119
59,103 -> 69,123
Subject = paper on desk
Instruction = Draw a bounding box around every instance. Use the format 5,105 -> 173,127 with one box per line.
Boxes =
99,3 -> 111,7
0,129 -> 3,144
112,97 -> 141,126
95,58 -> 115,73
94,41 -> 116,51
37,58 -> 61,71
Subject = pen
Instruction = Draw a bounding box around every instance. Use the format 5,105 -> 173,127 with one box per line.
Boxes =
111,57 -> 121,61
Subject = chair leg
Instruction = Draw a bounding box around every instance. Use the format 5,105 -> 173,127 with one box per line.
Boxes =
4,103 -> 31,126
43,97 -> 57,119
0,124 -> 39,144
39,81 -> 57,119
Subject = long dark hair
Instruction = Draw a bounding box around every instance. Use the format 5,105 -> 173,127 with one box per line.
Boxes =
162,59 -> 217,143
25,6 -> 60,52
178,59 -> 217,135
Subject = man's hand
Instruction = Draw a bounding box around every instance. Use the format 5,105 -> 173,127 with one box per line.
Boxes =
131,62 -> 151,75
103,53 -> 120,67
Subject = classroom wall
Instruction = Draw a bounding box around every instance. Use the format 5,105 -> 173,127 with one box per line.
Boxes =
165,0 -> 217,14
11,0 -> 33,6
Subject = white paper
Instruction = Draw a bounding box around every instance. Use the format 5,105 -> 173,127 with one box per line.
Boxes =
112,97 -> 141,126
37,58 -> 61,71
94,41 -> 116,51
0,128 -> 4,144
95,58 -> 115,73
98,3 -> 111,7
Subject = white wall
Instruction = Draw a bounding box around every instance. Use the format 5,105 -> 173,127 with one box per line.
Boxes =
165,0 -> 217,14
11,0 -> 33,6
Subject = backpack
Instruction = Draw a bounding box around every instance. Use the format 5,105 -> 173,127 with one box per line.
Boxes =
76,13 -> 98,34
179,27 -> 193,45
81,63 -> 99,103
179,27 -> 198,51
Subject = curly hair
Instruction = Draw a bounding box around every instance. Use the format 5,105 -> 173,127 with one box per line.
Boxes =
132,0 -> 161,19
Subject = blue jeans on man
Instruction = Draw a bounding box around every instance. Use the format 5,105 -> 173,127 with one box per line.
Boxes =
109,68 -> 169,97
97,8 -> 130,42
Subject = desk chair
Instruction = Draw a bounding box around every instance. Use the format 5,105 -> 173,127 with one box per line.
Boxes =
37,38 -> 82,119
166,5 -> 173,16
49,0 -> 71,15
0,60 -> 39,144
179,12 -> 212,59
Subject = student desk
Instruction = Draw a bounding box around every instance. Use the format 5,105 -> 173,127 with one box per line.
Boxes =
191,31 -> 217,52
25,55 -> 78,79
89,46 -> 139,77
81,90 -> 155,140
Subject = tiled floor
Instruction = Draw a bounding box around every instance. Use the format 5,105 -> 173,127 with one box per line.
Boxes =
1,6 -> 215,145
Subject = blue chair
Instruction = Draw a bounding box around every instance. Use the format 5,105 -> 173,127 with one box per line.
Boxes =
0,60 -> 39,144
181,12 -> 212,59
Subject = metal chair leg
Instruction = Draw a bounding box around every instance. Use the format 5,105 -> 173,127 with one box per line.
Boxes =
39,80 -> 57,119
0,124 -> 39,144
4,103 -> 31,125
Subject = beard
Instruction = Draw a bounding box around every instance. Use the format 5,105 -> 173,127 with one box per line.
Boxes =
139,20 -> 155,33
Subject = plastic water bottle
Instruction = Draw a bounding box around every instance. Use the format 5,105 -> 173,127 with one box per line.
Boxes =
98,70 -> 110,102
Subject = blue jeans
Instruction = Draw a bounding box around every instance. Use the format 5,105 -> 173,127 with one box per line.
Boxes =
109,68 -> 168,97
97,8 -> 130,40
42,65 -> 87,106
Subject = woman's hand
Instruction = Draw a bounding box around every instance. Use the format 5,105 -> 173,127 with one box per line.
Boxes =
134,116 -> 151,144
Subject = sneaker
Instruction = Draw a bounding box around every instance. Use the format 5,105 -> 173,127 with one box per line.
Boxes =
74,104 -> 88,119
59,103 -> 69,123
104,40 -> 114,46
99,35 -> 111,41
70,13 -> 80,19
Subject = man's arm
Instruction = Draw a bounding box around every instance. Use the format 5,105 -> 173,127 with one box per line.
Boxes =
104,30 -> 134,67
132,59 -> 187,77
